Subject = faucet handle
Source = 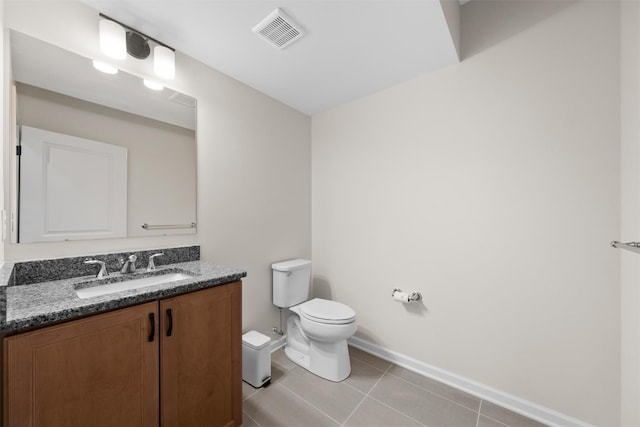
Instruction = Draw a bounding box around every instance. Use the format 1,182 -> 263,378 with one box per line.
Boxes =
120,254 -> 138,274
147,253 -> 164,272
84,259 -> 109,279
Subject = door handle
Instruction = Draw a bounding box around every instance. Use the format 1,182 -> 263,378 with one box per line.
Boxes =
166,308 -> 173,337
148,313 -> 155,342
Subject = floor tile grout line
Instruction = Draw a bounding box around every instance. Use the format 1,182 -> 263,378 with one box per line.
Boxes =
279,381 -> 344,426
477,399 -> 518,427
341,380 -> 375,396
341,353 -> 391,396
479,411 -> 511,427
366,394 -> 429,427
340,363 -> 392,426
242,384 -> 261,402
266,350 -> 536,427
272,350 -> 374,426
351,347 -> 481,414
339,396 -> 366,427
351,352 -> 540,427
273,349 -> 483,427
243,411 -> 263,427
272,358 -> 297,373
385,368 -> 482,414
340,362 -> 407,427
350,353 -> 391,373
475,399 -> 483,427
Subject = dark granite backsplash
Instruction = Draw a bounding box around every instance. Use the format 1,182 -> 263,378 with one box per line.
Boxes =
9,245 -> 200,286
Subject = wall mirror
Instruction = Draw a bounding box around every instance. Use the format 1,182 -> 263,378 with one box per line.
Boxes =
9,30 -> 197,243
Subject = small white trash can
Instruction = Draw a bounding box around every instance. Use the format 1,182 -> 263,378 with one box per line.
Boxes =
242,330 -> 271,388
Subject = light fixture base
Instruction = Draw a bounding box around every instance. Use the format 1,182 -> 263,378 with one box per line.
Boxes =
126,31 -> 150,59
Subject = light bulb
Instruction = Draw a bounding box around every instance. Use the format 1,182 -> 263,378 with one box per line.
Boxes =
154,45 -> 175,79
143,79 -> 164,91
99,19 -> 126,60
92,60 -> 118,74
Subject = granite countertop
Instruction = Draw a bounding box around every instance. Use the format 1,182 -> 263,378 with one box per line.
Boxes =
0,260 -> 247,334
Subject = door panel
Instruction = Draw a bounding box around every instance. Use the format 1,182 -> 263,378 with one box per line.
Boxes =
160,282 -> 242,427
4,302 -> 158,427
19,125 -> 127,242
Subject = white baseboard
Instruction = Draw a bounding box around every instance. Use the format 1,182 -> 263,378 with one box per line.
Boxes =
348,336 -> 592,427
270,334 -> 287,352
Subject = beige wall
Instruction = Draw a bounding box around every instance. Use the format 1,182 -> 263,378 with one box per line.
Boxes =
0,0 -> 5,263
3,1 -> 311,337
312,1 -> 620,425
620,1 -> 640,425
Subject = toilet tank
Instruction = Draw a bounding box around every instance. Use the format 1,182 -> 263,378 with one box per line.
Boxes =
272,259 -> 312,308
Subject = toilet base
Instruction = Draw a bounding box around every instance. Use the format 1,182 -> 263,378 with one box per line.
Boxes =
285,314 -> 352,382
285,340 -> 352,382
284,346 -> 310,370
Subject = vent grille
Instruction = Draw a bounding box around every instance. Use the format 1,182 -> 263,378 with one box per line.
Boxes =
169,91 -> 197,108
252,8 -> 304,49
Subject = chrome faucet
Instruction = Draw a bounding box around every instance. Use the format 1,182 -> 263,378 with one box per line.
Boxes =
84,259 -> 108,279
120,254 -> 137,274
146,253 -> 164,271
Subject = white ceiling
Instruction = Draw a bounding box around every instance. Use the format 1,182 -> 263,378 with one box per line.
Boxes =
80,1 -> 461,115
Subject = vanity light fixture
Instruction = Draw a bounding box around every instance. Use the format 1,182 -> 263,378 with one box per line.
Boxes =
99,18 -> 126,60
143,79 -> 164,91
92,60 -> 118,75
98,13 -> 176,80
154,45 -> 175,79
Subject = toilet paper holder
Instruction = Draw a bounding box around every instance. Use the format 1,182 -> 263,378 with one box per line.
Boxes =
392,288 -> 422,303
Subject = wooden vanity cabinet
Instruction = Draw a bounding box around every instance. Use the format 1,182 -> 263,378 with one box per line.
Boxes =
3,301 -> 159,427
160,282 -> 242,427
3,281 -> 242,427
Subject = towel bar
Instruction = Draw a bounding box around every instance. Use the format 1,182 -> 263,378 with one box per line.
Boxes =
611,241 -> 640,254
141,222 -> 196,230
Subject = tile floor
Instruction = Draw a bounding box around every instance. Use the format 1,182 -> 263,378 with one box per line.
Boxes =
241,346 -> 548,427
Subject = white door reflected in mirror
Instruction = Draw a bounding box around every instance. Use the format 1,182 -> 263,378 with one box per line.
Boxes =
19,126 -> 127,243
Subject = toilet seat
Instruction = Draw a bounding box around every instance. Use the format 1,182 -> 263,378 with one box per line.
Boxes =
300,298 -> 356,325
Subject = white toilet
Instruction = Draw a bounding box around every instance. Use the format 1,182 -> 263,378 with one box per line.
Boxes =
272,259 -> 357,382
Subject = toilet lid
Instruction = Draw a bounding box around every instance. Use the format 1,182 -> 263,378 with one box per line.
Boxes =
300,298 -> 356,324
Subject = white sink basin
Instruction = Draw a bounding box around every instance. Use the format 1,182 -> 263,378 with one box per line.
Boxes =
76,272 -> 192,299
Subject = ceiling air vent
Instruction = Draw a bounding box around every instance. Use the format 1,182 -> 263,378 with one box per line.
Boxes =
252,8 -> 304,49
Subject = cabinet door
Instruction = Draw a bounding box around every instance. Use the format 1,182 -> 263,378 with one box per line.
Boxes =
3,302 -> 159,427
160,281 -> 242,427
